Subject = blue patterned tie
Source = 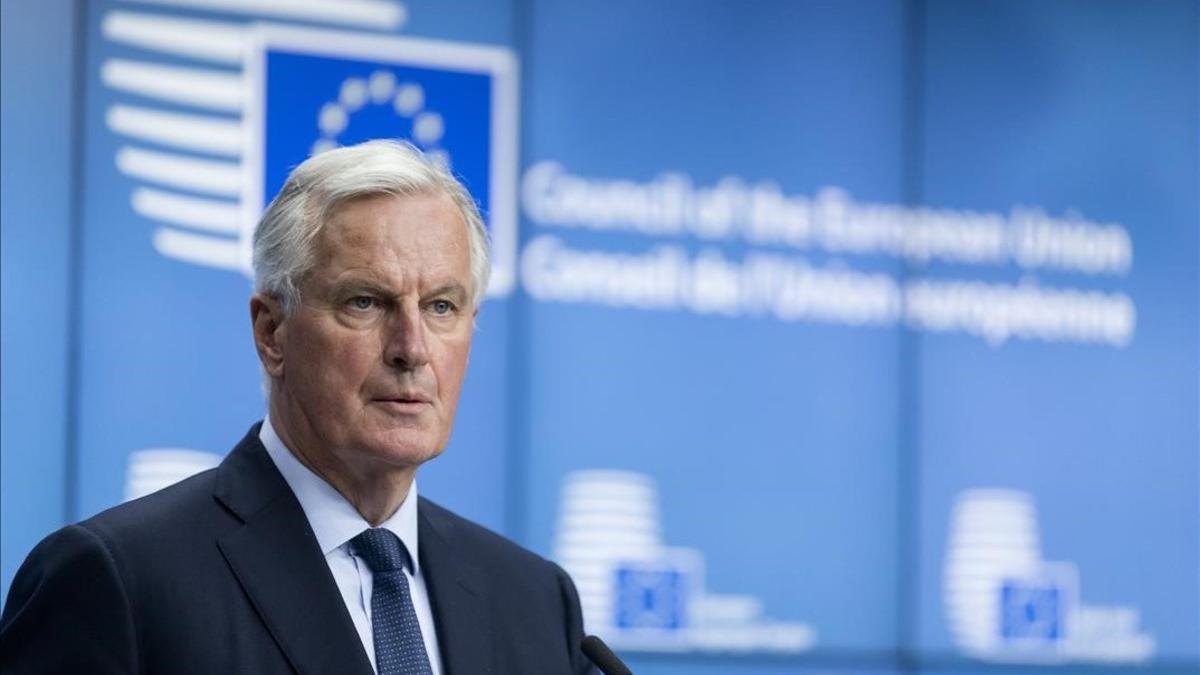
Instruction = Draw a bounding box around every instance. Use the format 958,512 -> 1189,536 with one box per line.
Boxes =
351,528 -> 434,675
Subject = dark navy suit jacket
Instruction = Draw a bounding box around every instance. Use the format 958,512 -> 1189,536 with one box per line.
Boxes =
0,426 -> 596,674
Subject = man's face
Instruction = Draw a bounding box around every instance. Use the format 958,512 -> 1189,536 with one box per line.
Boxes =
259,192 -> 475,474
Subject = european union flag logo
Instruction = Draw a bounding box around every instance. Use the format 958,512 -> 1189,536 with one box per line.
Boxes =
1000,578 -> 1065,643
243,27 -> 519,295
614,563 -> 690,631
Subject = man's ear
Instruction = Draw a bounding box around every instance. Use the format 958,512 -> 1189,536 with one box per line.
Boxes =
250,293 -> 286,377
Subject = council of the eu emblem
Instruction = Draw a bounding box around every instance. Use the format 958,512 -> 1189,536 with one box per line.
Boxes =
241,27 -> 519,296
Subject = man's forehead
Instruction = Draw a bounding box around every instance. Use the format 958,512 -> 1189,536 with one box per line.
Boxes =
303,192 -> 470,287
323,189 -> 457,223
318,193 -> 463,243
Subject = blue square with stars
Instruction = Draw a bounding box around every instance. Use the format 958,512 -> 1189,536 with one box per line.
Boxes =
243,28 -> 519,295
260,50 -> 493,216
614,563 -> 690,631
1000,578 -> 1065,643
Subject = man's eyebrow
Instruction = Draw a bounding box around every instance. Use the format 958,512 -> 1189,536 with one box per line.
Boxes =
329,279 -> 395,297
328,280 -> 469,300
426,283 -> 469,300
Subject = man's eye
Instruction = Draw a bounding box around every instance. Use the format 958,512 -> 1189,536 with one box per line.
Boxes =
430,300 -> 455,315
349,296 -> 377,310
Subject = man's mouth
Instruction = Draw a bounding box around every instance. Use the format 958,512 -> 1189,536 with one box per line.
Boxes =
373,393 -> 433,411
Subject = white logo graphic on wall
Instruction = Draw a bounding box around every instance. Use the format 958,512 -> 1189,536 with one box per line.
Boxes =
100,0 -> 518,295
943,489 -> 1154,663
124,448 -> 222,502
553,470 -> 815,653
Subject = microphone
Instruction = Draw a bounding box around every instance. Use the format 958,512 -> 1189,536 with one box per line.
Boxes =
581,634 -> 632,675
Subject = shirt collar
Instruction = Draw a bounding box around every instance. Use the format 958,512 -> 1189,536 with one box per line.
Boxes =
259,415 -> 420,573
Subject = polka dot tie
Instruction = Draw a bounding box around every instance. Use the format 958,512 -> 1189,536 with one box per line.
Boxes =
351,528 -> 434,675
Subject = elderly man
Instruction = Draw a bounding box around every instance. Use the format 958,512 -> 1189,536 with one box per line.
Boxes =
1,141 -> 595,674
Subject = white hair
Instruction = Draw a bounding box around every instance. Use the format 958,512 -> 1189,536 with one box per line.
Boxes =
252,139 -> 490,313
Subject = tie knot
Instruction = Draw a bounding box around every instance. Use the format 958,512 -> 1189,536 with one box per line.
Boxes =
350,528 -> 412,573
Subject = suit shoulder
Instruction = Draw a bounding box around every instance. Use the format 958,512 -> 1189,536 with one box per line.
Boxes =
415,498 -> 594,674
1,522 -> 140,670
78,467 -> 227,549
418,497 -> 561,572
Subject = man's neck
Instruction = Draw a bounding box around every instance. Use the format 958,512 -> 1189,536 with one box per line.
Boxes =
267,400 -> 415,527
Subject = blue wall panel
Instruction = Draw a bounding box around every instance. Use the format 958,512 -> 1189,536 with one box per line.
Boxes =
519,0 -> 908,656
914,0 -> 1199,664
0,0 -> 78,601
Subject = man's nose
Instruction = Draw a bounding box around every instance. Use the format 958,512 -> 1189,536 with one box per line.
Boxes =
383,303 -> 431,370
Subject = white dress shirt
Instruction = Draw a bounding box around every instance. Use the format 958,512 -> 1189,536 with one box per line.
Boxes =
260,417 -> 443,675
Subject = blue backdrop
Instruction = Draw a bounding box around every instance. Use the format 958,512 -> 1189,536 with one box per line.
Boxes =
2,1 -> 1196,674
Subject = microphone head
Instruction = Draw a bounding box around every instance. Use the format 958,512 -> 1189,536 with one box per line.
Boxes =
581,635 -> 632,675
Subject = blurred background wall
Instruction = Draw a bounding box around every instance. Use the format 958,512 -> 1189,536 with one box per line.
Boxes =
2,1 -> 1196,673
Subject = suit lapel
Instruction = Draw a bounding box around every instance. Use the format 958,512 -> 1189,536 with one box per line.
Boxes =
213,428 -> 374,675
418,499 -> 493,675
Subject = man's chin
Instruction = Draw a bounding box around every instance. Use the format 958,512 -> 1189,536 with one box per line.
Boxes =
359,432 -> 445,470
